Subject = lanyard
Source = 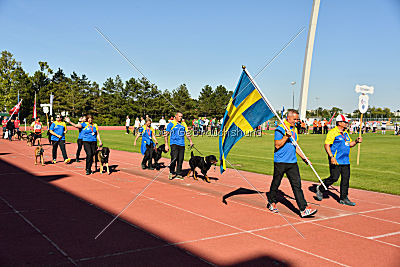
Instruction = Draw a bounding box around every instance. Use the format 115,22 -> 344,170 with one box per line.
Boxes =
339,131 -> 349,142
146,127 -> 151,137
88,124 -> 95,133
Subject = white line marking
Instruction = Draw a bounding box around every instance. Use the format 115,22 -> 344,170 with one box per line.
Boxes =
139,195 -> 349,266
368,231 -> 400,240
0,195 -> 77,266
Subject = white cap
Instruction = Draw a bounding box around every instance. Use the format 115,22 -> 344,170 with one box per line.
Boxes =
336,114 -> 350,123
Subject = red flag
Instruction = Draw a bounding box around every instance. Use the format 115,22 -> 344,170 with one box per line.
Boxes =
328,112 -> 336,125
32,93 -> 37,119
9,100 -> 23,115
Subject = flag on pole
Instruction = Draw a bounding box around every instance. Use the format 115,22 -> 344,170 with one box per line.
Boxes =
328,112 -> 336,125
219,67 -> 275,173
9,100 -> 23,115
33,93 -> 37,119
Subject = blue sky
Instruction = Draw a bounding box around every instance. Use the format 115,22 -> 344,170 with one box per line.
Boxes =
1,0 -> 399,112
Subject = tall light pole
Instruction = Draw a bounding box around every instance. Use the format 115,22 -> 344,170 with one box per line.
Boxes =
299,0 -> 321,120
315,97 -> 320,118
291,81 -> 296,109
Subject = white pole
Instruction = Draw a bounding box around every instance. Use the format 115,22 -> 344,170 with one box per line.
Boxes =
299,0 -> 321,121
244,67 -> 327,190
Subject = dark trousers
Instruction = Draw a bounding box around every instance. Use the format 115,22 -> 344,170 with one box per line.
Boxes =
52,140 -> 68,161
83,141 -> 97,171
126,126 -> 130,134
268,162 -> 307,211
323,126 -> 328,134
169,144 -> 185,175
142,143 -> 154,167
76,139 -> 83,159
320,163 -> 350,200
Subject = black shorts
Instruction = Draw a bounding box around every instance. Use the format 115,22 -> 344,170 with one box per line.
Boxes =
34,132 -> 42,138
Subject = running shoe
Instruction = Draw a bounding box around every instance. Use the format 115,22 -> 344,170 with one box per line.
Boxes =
339,198 -> 356,206
267,202 -> 279,213
168,173 -> 174,180
175,175 -> 184,180
64,158 -> 72,164
300,207 -> 317,218
52,160 -> 57,164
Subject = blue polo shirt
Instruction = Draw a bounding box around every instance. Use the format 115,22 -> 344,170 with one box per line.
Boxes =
139,125 -> 155,155
78,123 -> 84,139
274,120 -> 298,163
325,126 -> 352,165
166,120 -> 188,146
81,123 -> 98,142
50,121 -> 67,141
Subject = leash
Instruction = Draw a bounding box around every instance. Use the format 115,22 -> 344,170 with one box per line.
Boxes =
189,144 -> 216,172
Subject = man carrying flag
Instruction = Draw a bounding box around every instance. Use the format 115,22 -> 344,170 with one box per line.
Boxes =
267,110 -> 317,218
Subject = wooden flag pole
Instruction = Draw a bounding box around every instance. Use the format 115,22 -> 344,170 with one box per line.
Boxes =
356,113 -> 363,165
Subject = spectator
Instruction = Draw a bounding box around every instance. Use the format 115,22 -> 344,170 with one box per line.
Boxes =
2,116 -> 8,138
134,117 -> 140,135
159,116 -> 166,135
140,117 -> 145,127
125,115 -> 130,134
6,118 -> 14,141
14,117 -> 20,137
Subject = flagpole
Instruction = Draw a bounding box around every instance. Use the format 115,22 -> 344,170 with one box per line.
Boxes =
34,92 -> 37,120
243,66 -> 327,190
17,90 -> 20,118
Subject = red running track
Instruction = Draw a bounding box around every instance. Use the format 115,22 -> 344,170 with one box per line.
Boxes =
0,138 -> 399,266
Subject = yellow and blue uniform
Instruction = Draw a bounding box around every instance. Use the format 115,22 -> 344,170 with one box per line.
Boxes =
81,123 -> 98,142
274,120 -> 298,163
139,125 -> 155,155
50,121 -> 67,141
166,120 -> 188,146
325,126 -> 352,165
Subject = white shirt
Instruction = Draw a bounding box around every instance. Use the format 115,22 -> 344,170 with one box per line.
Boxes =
134,120 -> 140,128
159,119 -> 166,126
125,118 -> 130,127
140,119 -> 145,126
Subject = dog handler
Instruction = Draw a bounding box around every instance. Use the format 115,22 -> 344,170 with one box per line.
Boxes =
267,110 -> 317,218
164,111 -> 193,180
49,115 -> 71,164
65,116 -> 86,162
31,117 -> 43,146
134,118 -> 158,170
315,114 -> 362,206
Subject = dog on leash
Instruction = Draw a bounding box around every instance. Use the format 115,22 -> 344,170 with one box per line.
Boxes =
34,145 -> 45,166
187,151 -> 218,183
95,146 -> 110,174
152,144 -> 167,170
27,132 -> 34,146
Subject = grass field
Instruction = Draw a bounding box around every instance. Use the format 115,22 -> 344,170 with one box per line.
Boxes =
65,130 -> 400,195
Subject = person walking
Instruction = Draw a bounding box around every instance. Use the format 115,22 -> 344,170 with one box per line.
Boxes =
134,118 -> 158,169
14,117 -> 20,138
31,117 -> 43,146
6,118 -> 14,141
2,116 -> 7,139
315,114 -> 362,206
164,111 -> 193,180
49,115 -> 71,164
125,115 -> 130,134
67,115 -> 102,175
267,110 -> 317,218
381,120 -> 387,135
65,116 -> 86,162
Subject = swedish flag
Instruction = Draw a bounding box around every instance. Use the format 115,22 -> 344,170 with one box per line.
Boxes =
219,67 -> 275,173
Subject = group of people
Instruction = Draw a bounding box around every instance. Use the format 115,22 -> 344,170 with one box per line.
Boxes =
1,116 -> 21,141
267,111 -> 362,217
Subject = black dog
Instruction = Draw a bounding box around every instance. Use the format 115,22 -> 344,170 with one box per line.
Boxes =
26,132 -> 35,146
95,147 -> 111,174
187,151 -> 218,183
152,144 -> 167,170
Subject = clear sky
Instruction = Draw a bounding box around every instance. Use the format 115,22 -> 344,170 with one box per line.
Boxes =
1,0 -> 399,113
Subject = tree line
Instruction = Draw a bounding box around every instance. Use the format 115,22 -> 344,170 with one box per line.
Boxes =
1,50 -> 397,125
0,50 -> 233,125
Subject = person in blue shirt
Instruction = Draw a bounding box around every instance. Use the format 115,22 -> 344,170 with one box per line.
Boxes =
315,115 -> 362,206
49,115 -> 71,164
66,115 -> 102,175
164,111 -> 193,180
65,116 -> 86,162
267,110 -> 317,218
134,118 -> 158,170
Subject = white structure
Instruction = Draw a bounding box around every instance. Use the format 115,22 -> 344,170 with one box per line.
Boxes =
299,0 -> 321,121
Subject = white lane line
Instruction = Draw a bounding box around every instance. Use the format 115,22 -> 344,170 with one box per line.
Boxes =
139,195 -> 349,266
367,231 -> 400,240
0,195 -> 78,266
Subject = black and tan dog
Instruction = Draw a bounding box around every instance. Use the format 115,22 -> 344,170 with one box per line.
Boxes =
27,132 -> 34,146
34,145 -> 45,166
95,146 -> 111,174
152,144 -> 167,170
187,151 -> 218,183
